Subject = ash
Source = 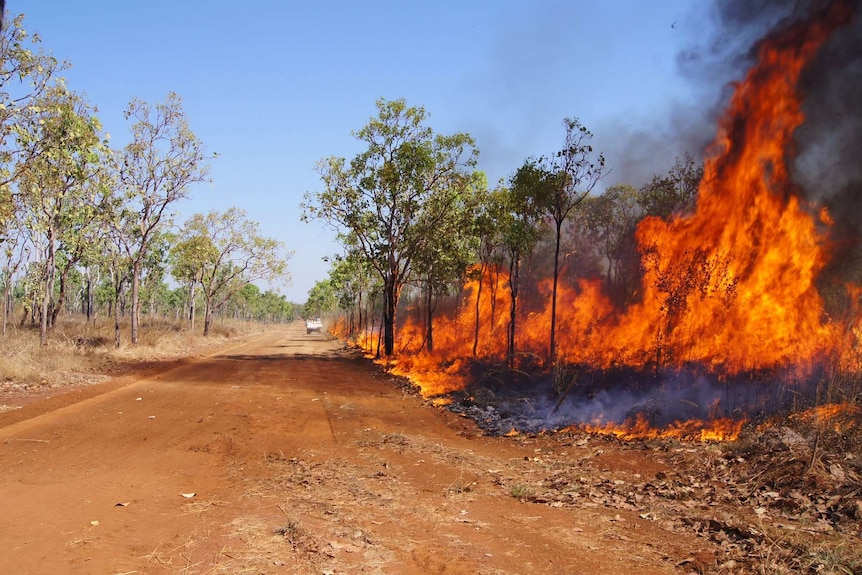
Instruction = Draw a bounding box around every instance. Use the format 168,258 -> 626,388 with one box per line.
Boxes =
440,365 -> 813,436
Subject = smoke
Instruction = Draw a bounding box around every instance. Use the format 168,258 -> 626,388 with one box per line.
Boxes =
447,366 -> 810,436
689,0 -> 862,221
606,0 -> 861,210
794,2 -> 862,230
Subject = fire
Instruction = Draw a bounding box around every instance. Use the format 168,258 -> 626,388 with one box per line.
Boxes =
792,403 -> 862,434
347,1 -> 858,439
571,415 -> 746,443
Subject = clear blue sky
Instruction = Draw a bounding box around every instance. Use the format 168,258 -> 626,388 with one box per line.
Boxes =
13,1 -> 720,302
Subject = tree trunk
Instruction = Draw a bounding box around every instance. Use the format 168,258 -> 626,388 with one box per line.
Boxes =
113,282 -> 122,348
50,269 -> 69,327
549,220 -> 563,363
130,260 -> 142,344
507,255 -> 520,370
41,229 -> 56,347
357,290 -> 363,339
188,281 -> 196,331
376,309 -> 384,359
203,296 -> 213,336
490,262 -> 501,340
2,269 -> 10,336
383,276 -> 397,356
425,284 -> 434,353
472,263 -> 484,357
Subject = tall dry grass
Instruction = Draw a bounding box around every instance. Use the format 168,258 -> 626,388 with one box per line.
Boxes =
0,314 -> 261,390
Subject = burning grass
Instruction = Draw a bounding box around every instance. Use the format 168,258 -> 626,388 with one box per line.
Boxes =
343,1 -> 862,445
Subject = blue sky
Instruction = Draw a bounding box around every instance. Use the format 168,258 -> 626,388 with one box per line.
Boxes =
13,1 -> 721,302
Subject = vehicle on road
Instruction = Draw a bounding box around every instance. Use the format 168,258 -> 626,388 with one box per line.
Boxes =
306,318 -> 322,334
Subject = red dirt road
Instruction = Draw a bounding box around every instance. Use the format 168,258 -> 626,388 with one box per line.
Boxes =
0,322 -> 697,574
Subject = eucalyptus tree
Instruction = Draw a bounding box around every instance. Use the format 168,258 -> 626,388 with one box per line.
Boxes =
304,278 -> 338,320
638,154 -> 702,219
532,118 -> 605,362
1,217 -> 28,334
469,182 -> 510,356
502,169 -> 546,369
579,184 -> 643,305
411,171 -> 486,352
303,98 -> 479,356
1,13 -> 65,240
327,245 -> 377,335
176,207 -> 290,336
117,92 -> 210,343
15,87 -> 103,345
170,231 -> 217,330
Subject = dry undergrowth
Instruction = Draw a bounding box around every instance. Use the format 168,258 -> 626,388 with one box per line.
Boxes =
0,315 -> 259,399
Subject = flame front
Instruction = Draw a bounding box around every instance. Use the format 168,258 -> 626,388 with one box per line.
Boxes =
350,2 -> 858,439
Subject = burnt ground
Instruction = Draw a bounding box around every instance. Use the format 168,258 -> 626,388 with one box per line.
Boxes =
1,321 -> 860,574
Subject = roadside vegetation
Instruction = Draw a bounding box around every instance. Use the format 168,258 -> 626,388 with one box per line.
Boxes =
0,13 -> 296,361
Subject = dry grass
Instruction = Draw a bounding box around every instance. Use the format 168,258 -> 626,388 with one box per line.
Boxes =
0,314 -> 261,391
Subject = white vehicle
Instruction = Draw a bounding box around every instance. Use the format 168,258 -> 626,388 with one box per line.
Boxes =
305,318 -> 322,334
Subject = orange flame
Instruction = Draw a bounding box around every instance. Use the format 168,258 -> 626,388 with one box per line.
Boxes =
572,414 -> 746,442
349,2 -> 858,439
792,402 -> 862,433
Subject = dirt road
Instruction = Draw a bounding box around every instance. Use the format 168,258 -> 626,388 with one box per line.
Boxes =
0,322 -> 699,574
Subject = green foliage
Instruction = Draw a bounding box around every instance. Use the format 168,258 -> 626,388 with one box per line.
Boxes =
174,207 -> 292,335
302,97 -> 479,355
638,153 -> 702,219
15,86 -> 105,344
117,91 -> 211,343
304,279 -> 338,318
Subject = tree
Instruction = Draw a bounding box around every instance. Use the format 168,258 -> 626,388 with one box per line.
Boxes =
171,232 -> 217,330
327,245 -> 377,335
303,98 -> 479,356
639,154 -> 702,219
411,171 -> 486,352
176,208 -> 290,336
579,184 -> 643,305
15,87 -> 103,345
304,279 -> 338,319
502,170 -> 546,369
0,14 -> 64,180
1,13 -> 65,242
468,183 -> 509,357
117,92 -> 210,344
532,118 -> 605,362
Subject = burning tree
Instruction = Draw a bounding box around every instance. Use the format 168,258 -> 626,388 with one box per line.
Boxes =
302,98 -> 480,357
312,1 -> 861,442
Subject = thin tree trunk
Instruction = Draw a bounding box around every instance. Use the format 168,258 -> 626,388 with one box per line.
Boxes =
130,260 -> 142,344
549,220 -> 563,363
41,230 -> 56,346
2,270 -> 10,336
383,276 -> 397,356
114,283 -> 122,348
376,309 -> 384,359
425,284 -> 434,353
50,269 -> 69,327
203,296 -> 213,336
507,256 -> 520,370
188,281 -> 197,331
472,263 -> 485,357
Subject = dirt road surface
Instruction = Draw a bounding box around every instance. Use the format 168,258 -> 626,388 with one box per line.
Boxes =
0,322 -> 700,574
